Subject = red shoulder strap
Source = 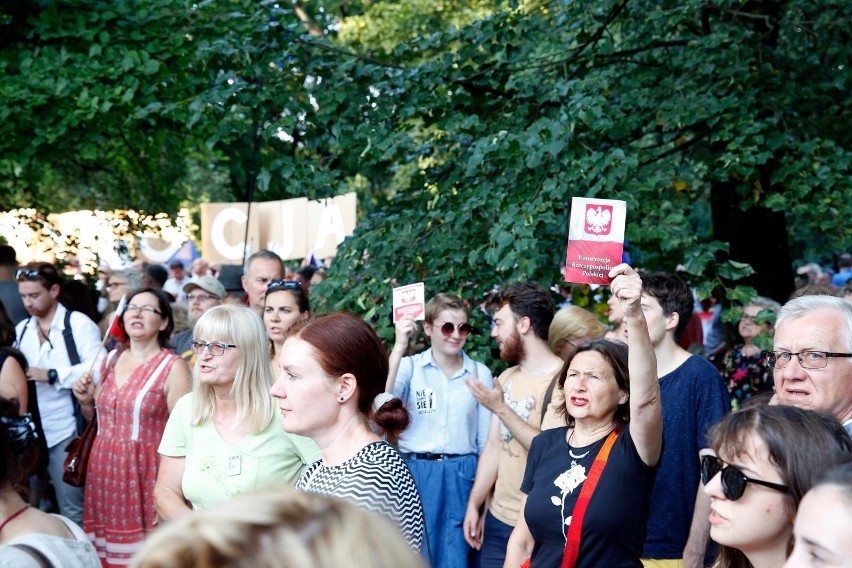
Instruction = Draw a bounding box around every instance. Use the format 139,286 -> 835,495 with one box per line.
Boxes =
561,427 -> 621,568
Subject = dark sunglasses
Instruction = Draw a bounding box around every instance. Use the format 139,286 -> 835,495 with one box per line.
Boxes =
700,454 -> 789,501
440,322 -> 473,337
267,280 -> 301,292
15,268 -> 41,281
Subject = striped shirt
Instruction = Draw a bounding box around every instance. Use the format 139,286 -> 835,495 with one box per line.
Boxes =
295,441 -> 425,550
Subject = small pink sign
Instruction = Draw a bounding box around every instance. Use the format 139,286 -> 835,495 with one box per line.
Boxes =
392,282 -> 426,323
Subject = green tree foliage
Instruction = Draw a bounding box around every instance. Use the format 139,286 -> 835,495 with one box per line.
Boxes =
1,0 -> 849,361
311,0 -> 850,357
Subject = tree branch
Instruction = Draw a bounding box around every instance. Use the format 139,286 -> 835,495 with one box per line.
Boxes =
639,128 -> 712,166
292,0 -> 323,38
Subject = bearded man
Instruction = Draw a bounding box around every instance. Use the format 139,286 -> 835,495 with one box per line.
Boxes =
463,282 -> 564,568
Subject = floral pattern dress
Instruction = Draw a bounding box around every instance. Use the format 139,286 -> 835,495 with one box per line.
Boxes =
83,348 -> 179,567
722,345 -> 772,411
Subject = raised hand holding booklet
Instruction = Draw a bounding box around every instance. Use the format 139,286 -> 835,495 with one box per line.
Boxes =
563,197 -> 627,285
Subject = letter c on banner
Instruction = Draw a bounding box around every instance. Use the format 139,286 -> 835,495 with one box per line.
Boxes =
210,207 -> 248,260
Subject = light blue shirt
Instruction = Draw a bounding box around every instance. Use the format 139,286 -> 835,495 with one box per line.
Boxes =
392,348 -> 493,455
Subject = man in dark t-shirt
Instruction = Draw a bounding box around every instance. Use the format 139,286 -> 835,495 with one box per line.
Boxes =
638,274 -> 729,568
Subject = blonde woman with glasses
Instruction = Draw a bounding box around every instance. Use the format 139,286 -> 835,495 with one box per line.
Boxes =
154,305 -> 320,520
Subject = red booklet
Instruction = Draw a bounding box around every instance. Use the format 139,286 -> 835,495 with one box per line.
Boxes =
563,197 -> 626,285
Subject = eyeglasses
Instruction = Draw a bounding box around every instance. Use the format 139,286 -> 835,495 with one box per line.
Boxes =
106,281 -> 127,288
700,454 -> 789,501
267,280 -> 301,292
190,340 -> 238,356
440,322 -> 472,337
764,351 -> 852,369
15,269 -> 41,281
125,304 -> 162,315
187,293 -> 218,302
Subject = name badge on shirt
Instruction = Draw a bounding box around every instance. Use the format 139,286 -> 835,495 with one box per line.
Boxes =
415,388 -> 437,415
227,454 -> 241,476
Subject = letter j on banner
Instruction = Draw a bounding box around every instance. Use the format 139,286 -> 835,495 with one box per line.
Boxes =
563,197 -> 627,285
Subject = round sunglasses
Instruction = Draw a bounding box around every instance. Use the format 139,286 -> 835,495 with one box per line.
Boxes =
700,454 -> 789,501
439,322 -> 472,338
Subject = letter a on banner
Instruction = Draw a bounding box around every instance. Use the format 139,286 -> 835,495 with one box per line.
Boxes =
563,197 -> 626,285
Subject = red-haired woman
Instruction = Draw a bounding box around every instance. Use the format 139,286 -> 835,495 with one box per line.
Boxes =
270,312 -> 425,551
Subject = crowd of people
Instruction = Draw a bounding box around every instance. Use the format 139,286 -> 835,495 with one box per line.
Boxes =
0,241 -> 850,568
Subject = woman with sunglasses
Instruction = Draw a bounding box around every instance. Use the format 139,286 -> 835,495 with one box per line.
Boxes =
701,404 -> 852,568
154,305 -> 321,521
263,280 -> 310,376
71,288 -> 191,567
504,264 -> 661,568
385,293 -> 493,566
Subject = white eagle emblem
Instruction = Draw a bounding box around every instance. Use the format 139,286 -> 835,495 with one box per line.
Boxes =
585,206 -> 611,234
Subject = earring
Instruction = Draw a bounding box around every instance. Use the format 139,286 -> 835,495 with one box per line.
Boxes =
339,396 -> 345,402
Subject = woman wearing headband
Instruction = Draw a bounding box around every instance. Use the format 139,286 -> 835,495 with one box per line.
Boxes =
271,312 -> 425,550
0,397 -> 99,566
701,405 -> 852,568
386,293 -> 493,567
262,280 -> 310,376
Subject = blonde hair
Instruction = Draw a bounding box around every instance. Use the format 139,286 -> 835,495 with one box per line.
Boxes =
131,489 -> 426,568
191,305 -> 275,434
548,305 -> 608,355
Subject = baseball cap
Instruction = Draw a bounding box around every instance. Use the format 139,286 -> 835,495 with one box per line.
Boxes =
183,275 -> 226,299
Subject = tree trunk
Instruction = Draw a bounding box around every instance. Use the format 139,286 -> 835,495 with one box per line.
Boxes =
710,174 -> 795,304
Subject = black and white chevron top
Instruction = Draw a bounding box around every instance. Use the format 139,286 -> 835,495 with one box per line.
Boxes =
295,441 -> 425,550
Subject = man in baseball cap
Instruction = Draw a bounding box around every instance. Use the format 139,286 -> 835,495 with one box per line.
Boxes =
172,275 -> 226,364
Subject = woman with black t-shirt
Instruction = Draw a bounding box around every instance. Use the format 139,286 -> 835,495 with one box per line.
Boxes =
504,264 -> 663,568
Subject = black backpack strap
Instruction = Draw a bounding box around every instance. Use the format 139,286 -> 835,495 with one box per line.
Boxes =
61,310 -> 89,434
539,374 -> 559,428
16,316 -> 32,346
62,310 -> 80,366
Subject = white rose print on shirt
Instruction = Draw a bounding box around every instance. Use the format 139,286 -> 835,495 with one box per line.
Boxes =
550,461 -> 588,537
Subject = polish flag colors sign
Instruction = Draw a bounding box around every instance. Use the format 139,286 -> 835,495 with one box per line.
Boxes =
392,282 -> 426,323
563,197 -> 627,285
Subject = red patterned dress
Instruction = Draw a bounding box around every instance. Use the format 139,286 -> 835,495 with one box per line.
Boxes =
83,347 -> 179,567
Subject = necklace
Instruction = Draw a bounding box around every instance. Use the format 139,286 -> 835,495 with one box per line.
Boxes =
0,504 -> 30,534
568,423 -> 618,459
567,429 -> 591,460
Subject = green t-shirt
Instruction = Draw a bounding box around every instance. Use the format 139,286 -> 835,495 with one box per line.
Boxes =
158,393 -> 321,510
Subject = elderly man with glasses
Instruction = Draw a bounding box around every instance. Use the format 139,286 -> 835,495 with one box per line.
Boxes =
770,294 -> 852,435
14,262 -> 106,524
